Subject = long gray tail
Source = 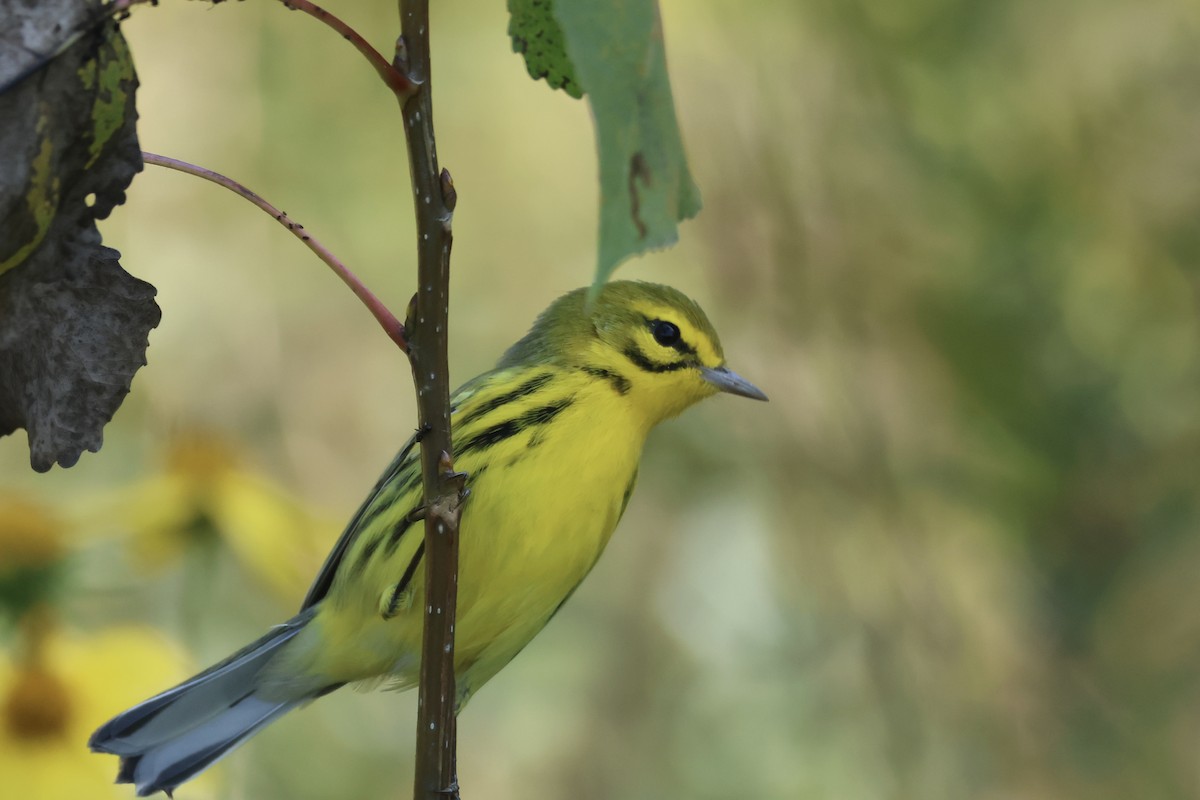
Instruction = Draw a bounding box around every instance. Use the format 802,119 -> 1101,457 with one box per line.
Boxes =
89,610 -> 329,797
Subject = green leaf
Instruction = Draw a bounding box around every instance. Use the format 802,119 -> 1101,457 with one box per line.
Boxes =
508,0 -> 583,99
553,0 -> 702,290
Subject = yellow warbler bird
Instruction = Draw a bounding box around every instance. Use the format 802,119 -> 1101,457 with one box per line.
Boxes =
90,281 -> 767,796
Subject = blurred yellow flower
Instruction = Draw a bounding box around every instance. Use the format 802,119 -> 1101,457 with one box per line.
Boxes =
0,611 -> 213,799
94,433 -> 335,602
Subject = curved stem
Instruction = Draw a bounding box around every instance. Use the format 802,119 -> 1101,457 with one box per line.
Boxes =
277,0 -> 416,100
142,151 -> 408,351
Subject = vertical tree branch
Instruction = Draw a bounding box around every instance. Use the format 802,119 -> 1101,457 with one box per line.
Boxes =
393,2 -> 462,799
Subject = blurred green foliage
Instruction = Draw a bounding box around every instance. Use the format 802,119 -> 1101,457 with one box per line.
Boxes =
2,0 -> 1199,798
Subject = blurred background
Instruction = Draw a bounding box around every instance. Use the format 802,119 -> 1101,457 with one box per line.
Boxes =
3,0 -> 1200,797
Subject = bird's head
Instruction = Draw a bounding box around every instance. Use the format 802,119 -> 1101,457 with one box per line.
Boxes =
499,281 -> 767,425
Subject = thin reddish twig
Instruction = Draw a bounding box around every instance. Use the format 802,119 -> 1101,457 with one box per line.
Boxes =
142,151 -> 408,351
277,0 -> 416,99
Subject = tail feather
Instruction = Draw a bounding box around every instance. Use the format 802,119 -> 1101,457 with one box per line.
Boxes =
90,610 -> 325,797
122,695 -> 294,796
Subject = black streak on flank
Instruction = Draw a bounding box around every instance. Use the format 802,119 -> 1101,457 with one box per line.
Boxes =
582,365 -> 632,395
382,540 -> 426,619
458,420 -> 520,454
383,506 -> 422,556
523,398 -> 573,425
349,534 -> 382,581
353,466 -> 422,543
458,397 -> 574,455
622,345 -> 692,374
458,372 -> 555,427
391,467 -> 423,502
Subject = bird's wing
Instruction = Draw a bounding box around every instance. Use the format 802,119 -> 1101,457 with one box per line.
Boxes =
300,431 -> 424,610
298,368 -> 514,611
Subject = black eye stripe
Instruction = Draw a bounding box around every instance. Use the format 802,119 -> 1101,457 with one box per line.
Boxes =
622,345 -> 693,374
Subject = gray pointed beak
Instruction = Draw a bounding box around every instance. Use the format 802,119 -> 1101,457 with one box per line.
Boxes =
701,366 -> 769,401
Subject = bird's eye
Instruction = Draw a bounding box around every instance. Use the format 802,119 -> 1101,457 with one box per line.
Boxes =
651,320 -> 681,348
